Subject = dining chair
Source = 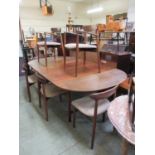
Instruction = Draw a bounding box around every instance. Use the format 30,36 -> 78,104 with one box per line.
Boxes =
108,78 -> 135,155
23,63 -> 37,102
21,41 -> 37,102
71,86 -> 118,149
122,79 -> 135,155
36,32 -> 63,66
119,73 -> 134,91
121,76 -> 135,155
62,31 -> 101,77
35,73 -> 67,121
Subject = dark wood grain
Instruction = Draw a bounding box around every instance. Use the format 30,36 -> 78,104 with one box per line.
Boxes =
28,57 -> 127,92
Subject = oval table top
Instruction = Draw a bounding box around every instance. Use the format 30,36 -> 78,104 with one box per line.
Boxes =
28,57 -> 127,92
108,95 -> 135,145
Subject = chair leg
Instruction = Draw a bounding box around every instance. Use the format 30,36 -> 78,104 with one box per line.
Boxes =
113,126 -> 118,134
64,51 -> 66,69
42,84 -> 48,121
91,115 -> 97,149
75,47 -> 79,77
73,107 -> 76,128
91,101 -> 98,149
53,48 -> 56,60
83,52 -> 86,65
37,45 -> 40,62
96,48 -> 101,73
37,81 -> 41,108
60,34 -> 66,69
43,96 -> 48,121
68,92 -> 72,122
102,113 -> 106,122
59,94 -> 62,102
121,138 -> 129,155
27,84 -> 31,102
45,48 -> 47,66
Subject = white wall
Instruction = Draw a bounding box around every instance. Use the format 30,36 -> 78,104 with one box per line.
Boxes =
85,0 -> 129,25
20,0 -> 133,36
20,0 -> 90,36
128,0 -> 135,22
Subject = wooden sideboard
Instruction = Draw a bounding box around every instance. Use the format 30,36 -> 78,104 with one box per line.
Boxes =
100,48 -> 131,74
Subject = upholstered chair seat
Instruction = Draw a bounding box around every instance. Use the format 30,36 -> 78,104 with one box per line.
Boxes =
72,96 -> 110,117
65,43 -> 96,49
37,41 -> 61,46
28,74 -> 37,84
40,83 -> 65,98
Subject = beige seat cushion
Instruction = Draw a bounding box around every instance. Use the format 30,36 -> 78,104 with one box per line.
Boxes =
40,83 -> 65,98
65,43 -> 96,49
28,74 -> 37,84
72,96 -> 110,117
37,41 -> 60,46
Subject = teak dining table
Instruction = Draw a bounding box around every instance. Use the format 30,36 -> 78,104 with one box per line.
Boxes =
28,57 -> 127,121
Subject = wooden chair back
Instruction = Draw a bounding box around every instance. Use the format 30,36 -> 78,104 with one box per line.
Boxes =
35,72 -> 48,84
128,76 -> 135,132
90,85 -> 118,101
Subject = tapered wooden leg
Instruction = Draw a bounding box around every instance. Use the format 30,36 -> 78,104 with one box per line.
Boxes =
60,33 -> 66,69
91,115 -> 97,149
43,96 -> 48,121
42,85 -> 48,121
68,92 -> 72,122
37,81 -> 41,108
37,45 -> 40,62
113,127 -> 118,134
54,48 -> 56,60
96,49 -> 101,73
45,48 -> 47,66
73,107 -> 76,128
91,101 -> 98,149
75,48 -> 79,77
27,84 -> 31,102
121,138 -> 129,155
83,52 -> 86,65
102,113 -> 106,122
59,94 -> 62,102
64,51 -> 66,69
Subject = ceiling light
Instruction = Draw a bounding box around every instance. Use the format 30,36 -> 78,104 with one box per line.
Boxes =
87,7 -> 103,14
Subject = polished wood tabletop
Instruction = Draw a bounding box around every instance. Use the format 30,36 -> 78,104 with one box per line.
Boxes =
28,57 -> 127,92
